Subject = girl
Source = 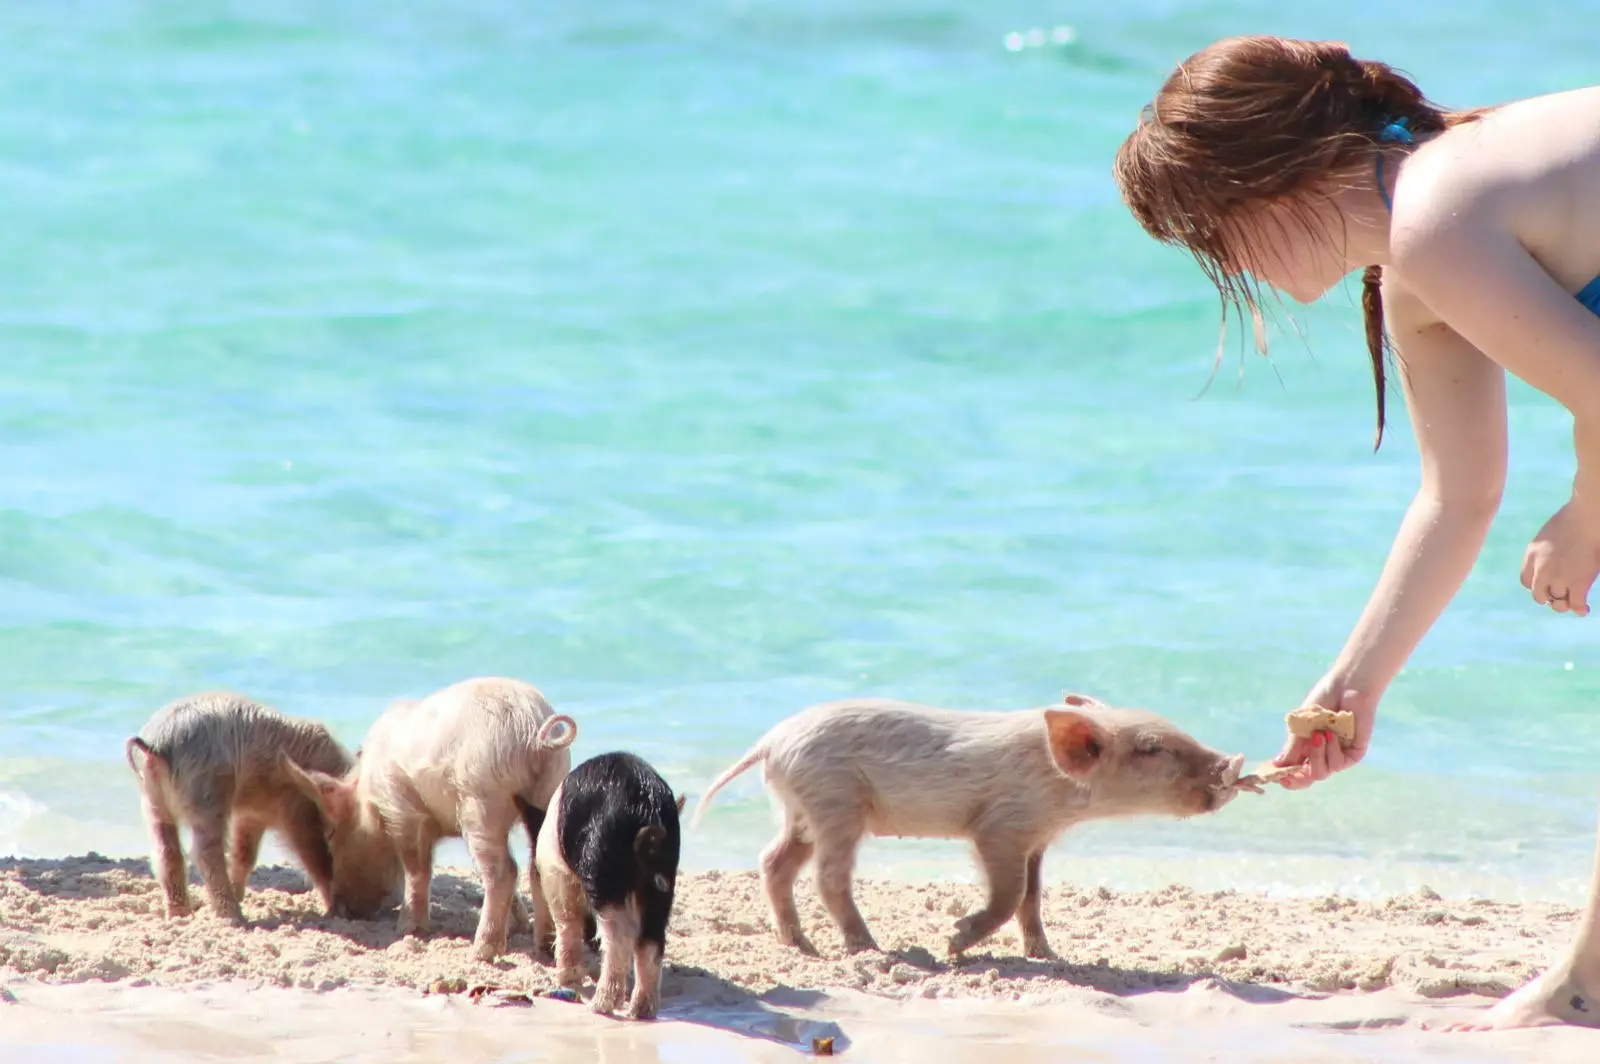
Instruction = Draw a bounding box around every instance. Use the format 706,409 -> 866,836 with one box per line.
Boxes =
1114,36 -> 1600,1030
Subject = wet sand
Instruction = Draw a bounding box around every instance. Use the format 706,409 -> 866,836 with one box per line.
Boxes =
3,854 -> 1599,1061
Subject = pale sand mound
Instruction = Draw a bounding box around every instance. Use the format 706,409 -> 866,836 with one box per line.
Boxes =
0,854 -> 1576,1006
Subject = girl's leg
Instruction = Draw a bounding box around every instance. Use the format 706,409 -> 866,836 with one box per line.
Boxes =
1456,801 -> 1600,1031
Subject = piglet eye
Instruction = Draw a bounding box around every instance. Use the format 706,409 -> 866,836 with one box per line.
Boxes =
1136,744 -> 1164,758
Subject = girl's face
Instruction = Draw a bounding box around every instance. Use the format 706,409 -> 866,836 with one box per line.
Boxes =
1226,194 -> 1351,304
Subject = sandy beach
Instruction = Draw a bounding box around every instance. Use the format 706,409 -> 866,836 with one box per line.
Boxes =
4,854 -> 1598,1062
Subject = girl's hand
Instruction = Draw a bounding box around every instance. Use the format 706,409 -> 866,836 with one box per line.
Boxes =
1522,495 -> 1600,617
1271,685 -> 1378,790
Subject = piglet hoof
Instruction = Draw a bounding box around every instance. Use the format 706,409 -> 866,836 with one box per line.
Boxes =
556,966 -> 586,990
775,929 -> 819,957
842,935 -> 880,956
397,913 -> 430,938
946,929 -> 983,958
209,902 -> 247,927
625,997 -> 659,1022
164,899 -> 194,919
471,937 -> 507,964
591,989 -> 626,1017
1023,938 -> 1057,960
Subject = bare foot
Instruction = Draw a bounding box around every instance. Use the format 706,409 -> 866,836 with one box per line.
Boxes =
1445,966 -> 1600,1031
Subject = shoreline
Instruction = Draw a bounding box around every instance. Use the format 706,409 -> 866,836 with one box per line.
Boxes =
4,854 -> 1599,1061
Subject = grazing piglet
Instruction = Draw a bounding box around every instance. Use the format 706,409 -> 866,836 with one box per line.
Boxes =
535,752 -> 686,1020
695,694 -> 1247,959
282,677 -> 577,962
125,692 -> 355,925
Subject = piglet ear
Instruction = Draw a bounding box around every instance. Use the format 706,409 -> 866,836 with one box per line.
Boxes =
1043,709 -> 1108,779
280,755 -> 355,827
1061,692 -> 1102,708
675,793 -> 688,815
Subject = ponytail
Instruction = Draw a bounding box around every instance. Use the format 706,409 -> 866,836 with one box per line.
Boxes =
1361,265 -> 1389,450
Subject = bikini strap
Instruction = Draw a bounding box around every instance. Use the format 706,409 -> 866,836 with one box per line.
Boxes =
1375,117 -> 1414,214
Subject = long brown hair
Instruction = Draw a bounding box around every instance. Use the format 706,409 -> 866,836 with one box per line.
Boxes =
1113,36 -> 1484,448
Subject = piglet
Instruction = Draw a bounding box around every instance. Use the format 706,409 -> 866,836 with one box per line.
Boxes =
535,752 -> 686,1020
695,694 -> 1246,958
125,692 -> 355,925
281,676 -> 577,962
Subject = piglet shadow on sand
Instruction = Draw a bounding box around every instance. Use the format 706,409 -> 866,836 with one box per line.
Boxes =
939,946 -> 1307,1004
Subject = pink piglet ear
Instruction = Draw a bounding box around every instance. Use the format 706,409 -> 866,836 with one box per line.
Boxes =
1044,709 -> 1108,779
1062,693 -> 1101,708
280,755 -> 355,826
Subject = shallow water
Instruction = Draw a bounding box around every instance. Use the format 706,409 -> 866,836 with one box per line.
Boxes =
1,2 -> 1598,901
4,981 -> 1594,1064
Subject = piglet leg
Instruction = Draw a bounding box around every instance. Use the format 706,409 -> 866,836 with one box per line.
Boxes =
812,830 -> 877,955
949,832 -> 1028,956
191,813 -> 245,925
145,815 -> 191,918
625,940 -> 664,1021
1014,851 -> 1054,958
395,822 -> 436,936
463,804 -> 518,962
759,820 -> 816,955
227,819 -> 265,903
592,906 -> 638,1016
517,801 -> 554,956
546,868 -> 589,988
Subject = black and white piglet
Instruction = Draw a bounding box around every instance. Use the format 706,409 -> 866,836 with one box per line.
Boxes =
534,751 -> 686,1020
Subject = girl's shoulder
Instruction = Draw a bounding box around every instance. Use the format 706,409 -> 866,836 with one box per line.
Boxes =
1393,87 -> 1600,283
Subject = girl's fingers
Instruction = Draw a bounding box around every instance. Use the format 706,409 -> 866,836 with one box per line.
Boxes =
1301,735 -> 1330,782
1572,569 -> 1597,616
1273,736 -> 1312,768
1274,716 -> 1370,790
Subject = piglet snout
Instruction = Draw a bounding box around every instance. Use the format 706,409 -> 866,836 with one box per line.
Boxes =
1199,753 -> 1248,812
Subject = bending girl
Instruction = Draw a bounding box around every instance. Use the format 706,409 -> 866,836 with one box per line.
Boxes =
1114,36 -> 1600,1030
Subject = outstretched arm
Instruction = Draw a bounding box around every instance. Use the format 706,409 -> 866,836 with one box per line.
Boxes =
1277,285 -> 1507,787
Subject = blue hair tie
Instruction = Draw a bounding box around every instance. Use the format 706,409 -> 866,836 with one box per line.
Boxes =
1378,117 -> 1414,144
1375,117 -> 1414,212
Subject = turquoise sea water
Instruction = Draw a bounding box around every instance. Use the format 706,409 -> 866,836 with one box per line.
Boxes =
2,2 -> 1597,901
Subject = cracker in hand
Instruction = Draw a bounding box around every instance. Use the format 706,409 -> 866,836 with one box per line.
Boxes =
1284,705 -> 1356,746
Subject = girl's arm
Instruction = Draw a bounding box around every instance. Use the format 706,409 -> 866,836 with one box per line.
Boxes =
1277,289 -> 1507,788
1392,183 -> 1600,516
